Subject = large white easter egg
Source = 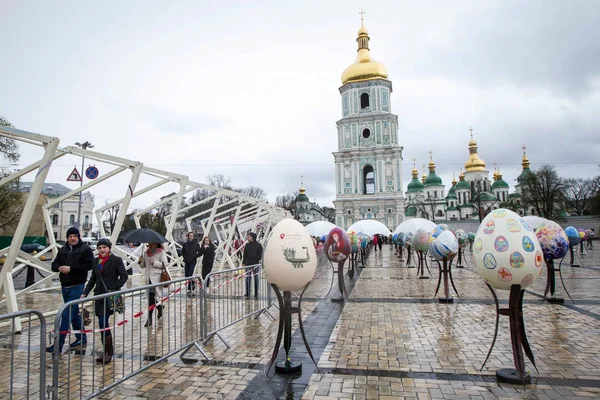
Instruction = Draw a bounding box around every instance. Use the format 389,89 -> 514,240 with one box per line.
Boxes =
263,218 -> 318,291
429,230 -> 459,261
473,209 -> 543,290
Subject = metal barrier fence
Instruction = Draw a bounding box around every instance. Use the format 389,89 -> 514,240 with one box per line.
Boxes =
202,264 -> 275,347
0,310 -> 47,400
48,275 -> 205,400
0,265 -> 277,399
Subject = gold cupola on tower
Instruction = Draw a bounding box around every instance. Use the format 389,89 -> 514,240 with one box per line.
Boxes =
341,11 -> 388,85
464,127 -> 487,172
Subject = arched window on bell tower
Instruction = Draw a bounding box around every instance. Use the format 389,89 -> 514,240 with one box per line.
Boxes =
363,165 -> 375,195
360,93 -> 370,109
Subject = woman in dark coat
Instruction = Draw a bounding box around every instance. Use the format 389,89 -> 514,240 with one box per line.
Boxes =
199,236 -> 216,287
82,238 -> 128,364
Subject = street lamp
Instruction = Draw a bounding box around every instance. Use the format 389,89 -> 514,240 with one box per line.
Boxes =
74,141 -> 94,231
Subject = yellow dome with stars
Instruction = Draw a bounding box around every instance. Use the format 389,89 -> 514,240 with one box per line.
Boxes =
341,21 -> 388,85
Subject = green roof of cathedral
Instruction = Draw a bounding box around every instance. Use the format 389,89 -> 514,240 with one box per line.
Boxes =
407,177 -> 424,192
455,177 -> 470,190
491,178 -> 509,190
424,172 -> 442,186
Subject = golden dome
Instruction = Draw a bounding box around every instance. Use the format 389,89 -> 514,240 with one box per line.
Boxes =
464,130 -> 487,172
341,21 -> 388,85
521,146 -> 531,170
421,166 -> 427,184
452,173 -> 457,185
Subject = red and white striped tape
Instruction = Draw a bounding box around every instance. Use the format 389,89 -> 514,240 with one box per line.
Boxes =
53,286 -> 184,335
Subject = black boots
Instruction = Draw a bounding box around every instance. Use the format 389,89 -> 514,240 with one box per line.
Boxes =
144,304 -> 162,327
96,336 -> 114,364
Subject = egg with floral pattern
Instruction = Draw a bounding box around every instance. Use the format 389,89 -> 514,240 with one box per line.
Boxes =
474,209 -> 542,290
455,229 -> 468,248
536,221 -> 569,260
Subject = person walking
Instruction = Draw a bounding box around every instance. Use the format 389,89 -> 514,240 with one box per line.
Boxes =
181,232 -> 200,296
377,234 -> 383,252
140,242 -> 168,327
242,232 -> 263,298
373,234 -> 379,252
81,239 -> 128,364
47,227 -> 94,353
199,236 -> 216,287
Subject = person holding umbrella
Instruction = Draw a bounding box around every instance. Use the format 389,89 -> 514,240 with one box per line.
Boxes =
81,239 -> 128,364
140,242 -> 169,327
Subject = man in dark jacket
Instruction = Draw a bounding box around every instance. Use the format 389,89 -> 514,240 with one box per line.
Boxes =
242,232 -> 263,298
181,232 -> 201,296
47,227 -> 94,353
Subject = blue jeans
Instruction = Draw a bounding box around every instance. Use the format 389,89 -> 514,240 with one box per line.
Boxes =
245,266 -> 260,297
58,284 -> 86,349
98,314 -> 111,338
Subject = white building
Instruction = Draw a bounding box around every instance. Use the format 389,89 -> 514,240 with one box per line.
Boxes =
20,182 -> 95,239
333,19 -> 405,230
295,182 -> 331,225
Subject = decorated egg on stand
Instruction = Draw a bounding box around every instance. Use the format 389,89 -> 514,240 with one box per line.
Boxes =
263,218 -> 318,291
395,232 -> 405,246
536,221 -> 569,261
467,232 -> 476,242
429,230 -> 459,261
325,227 -> 351,263
564,226 -> 580,246
473,209 -> 543,290
347,230 -> 359,254
455,229 -> 468,248
412,229 -> 430,252
578,228 -> 587,240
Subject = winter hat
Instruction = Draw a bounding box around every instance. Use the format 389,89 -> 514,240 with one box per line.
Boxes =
66,226 -> 80,238
97,238 -> 112,249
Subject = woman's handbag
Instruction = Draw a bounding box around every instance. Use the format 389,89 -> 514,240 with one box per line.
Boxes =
160,264 -> 171,288
99,274 -> 125,314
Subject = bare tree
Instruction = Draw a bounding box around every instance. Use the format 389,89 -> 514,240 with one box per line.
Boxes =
406,194 -> 438,221
0,116 -> 23,232
521,165 -> 565,221
563,176 -> 600,216
237,185 -> 266,200
207,174 -> 233,190
102,202 -> 121,235
470,180 -> 498,222
275,192 -> 299,218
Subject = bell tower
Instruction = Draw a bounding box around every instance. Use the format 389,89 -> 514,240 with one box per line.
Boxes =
333,13 -> 405,230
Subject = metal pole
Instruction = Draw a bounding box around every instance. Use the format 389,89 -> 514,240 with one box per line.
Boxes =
77,154 -> 84,228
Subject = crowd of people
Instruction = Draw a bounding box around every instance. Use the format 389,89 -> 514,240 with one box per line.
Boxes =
46,227 -> 264,364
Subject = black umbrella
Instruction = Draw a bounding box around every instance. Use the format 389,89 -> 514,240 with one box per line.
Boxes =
120,228 -> 168,244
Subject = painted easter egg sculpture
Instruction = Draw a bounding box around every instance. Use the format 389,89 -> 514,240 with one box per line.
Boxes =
473,209 -> 543,290
455,229 -> 468,248
429,230 -> 459,261
347,230 -> 359,254
536,221 -> 569,261
412,229 -> 430,252
564,226 -> 580,246
263,218 -> 318,291
325,227 -> 351,263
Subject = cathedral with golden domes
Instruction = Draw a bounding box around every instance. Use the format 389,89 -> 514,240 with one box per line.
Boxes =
404,135 -> 533,221
333,17 -> 405,230
332,16 -> 532,228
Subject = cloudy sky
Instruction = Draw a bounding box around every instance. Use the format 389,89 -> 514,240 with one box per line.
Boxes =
1,0 -> 599,211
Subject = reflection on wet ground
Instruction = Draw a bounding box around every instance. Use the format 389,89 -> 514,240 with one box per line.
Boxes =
1,245 -> 599,399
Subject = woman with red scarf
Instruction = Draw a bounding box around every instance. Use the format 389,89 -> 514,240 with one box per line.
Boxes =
82,238 -> 128,364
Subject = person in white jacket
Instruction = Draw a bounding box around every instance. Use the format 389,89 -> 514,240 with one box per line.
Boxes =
140,242 -> 169,327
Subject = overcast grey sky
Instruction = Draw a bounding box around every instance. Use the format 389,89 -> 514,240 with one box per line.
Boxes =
1,0 -> 599,210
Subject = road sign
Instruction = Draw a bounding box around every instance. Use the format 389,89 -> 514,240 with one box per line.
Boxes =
85,165 -> 99,180
67,167 -> 82,182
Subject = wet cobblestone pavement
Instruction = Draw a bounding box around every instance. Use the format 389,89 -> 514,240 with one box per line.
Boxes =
1,244 -> 600,399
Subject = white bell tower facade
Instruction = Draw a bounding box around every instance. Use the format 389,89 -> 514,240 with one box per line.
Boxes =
333,19 -> 405,230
